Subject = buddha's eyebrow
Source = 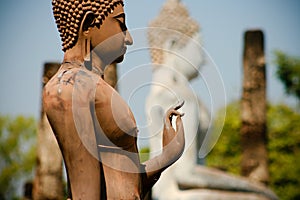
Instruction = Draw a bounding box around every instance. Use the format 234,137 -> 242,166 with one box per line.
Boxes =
113,13 -> 125,20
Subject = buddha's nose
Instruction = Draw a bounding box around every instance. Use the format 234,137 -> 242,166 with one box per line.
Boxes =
125,30 -> 133,45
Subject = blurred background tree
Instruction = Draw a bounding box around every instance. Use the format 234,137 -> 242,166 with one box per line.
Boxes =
207,102 -> 300,200
0,115 -> 36,200
274,50 -> 300,101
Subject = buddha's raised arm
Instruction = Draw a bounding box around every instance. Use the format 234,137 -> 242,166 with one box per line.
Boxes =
142,101 -> 185,195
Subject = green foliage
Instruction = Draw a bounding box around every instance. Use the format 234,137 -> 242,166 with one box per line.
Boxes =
139,147 -> 150,163
274,50 -> 300,101
267,105 -> 300,200
0,115 -> 37,200
207,102 -> 300,200
206,102 -> 241,174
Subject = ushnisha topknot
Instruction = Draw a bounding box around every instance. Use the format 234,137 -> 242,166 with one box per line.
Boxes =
52,0 -> 124,52
148,0 -> 199,66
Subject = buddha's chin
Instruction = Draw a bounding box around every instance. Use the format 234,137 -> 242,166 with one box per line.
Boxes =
113,55 -> 124,64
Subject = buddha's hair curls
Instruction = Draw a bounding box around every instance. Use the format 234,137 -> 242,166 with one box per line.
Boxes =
52,0 -> 124,51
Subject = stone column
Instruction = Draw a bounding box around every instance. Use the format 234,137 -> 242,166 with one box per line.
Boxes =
241,30 -> 269,184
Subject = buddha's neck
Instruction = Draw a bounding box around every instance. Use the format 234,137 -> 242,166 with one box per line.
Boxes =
63,46 -> 105,77
63,41 -> 85,63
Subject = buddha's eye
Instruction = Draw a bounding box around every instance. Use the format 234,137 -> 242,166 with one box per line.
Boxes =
113,13 -> 127,32
116,19 -> 127,32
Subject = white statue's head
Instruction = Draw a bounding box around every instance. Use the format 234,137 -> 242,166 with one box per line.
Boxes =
148,0 -> 204,81
163,32 -> 204,81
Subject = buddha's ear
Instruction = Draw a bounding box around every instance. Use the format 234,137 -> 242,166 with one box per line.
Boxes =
79,11 -> 96,36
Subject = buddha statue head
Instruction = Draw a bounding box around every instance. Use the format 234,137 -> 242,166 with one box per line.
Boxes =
52,0 -> 133,65
148,0 -> 204,81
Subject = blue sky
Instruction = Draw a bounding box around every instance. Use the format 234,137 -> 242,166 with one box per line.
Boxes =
0,0 -> 299,123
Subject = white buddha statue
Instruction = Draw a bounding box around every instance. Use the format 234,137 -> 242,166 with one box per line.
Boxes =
146,0 -> 210,199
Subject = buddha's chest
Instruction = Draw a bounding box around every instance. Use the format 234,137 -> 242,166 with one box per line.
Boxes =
94,80 -> 138,149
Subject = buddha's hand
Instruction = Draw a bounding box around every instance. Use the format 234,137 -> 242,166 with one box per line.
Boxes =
162,101 -> 185,162
141,101 -> 185,194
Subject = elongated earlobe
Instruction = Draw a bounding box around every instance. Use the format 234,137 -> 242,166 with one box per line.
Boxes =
80,11 -> 94,62
84,37 -> 91,62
